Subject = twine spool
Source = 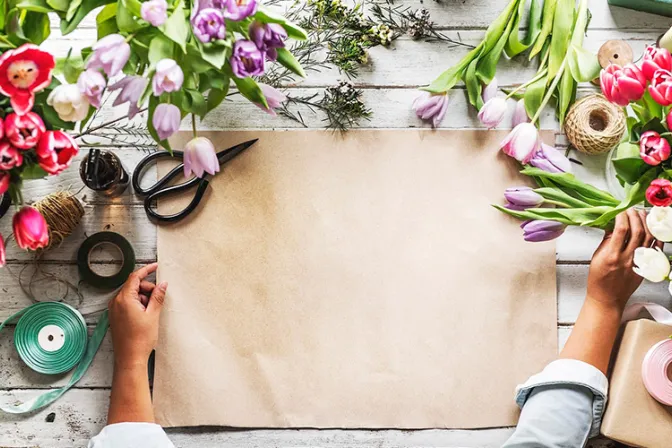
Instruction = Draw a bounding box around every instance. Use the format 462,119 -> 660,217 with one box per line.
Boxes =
564,94 -> 626,155
33,191 -> 84,250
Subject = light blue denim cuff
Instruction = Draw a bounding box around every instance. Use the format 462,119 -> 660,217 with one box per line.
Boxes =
514,359 -> 609,438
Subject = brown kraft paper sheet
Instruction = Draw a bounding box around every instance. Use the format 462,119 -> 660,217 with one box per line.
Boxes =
602,319 -> 672,447
153,129 -> 557,429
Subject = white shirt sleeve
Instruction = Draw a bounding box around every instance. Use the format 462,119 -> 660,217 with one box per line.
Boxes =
88,422 -> 175,448
502,359 -> 609,448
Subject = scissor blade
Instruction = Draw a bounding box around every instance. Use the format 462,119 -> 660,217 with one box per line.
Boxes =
217,139 -> 258,165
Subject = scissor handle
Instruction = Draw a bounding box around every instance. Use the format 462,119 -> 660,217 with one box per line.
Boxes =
132,150 -> 187,197
143,177 -> 210,223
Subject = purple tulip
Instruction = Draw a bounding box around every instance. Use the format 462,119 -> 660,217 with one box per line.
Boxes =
521,220 -> 567,242
183,137 -> 220,178
504,186 -> 544,210
412,91 -> 449,127
256,83 -> 287,116
249,21 -> 287,61
141,0 -> 168,26
192,8 -> 226,43
224,0 -> 257,20
109,76 -> 148,119
86,34 -> 131,78
152,103 -> 181,141
530,143 -> 572,173
77,69 -> 106,108
482,78 -> 498,103
478,97 -> 507,129
230,40 -> 265,78
512,99 -> 528,127
152,59 -> 184,96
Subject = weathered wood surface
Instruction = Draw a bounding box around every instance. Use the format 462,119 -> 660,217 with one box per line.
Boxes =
1,1 -> 669,447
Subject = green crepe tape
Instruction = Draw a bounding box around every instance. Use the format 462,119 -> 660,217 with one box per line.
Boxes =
0,302 -> 109,414
77,231 -> 136,290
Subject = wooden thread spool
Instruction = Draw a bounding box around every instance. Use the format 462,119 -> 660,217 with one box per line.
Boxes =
33,192 -> 85,250
564,94 -> 626,155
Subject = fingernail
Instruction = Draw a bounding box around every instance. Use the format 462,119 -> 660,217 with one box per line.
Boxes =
159,281 -> 168,291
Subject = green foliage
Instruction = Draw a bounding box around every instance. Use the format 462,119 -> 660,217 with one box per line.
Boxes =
160,0 -> 189,52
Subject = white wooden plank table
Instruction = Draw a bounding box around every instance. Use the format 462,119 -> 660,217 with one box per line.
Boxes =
1,1 -> 670,446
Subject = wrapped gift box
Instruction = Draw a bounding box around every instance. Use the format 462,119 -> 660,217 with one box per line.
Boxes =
601,320 -> 672,448
608,0 -> 672,17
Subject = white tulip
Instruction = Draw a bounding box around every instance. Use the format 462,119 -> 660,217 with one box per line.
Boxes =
47,84 -> 90,122
633,247 -> 671,283
647,207 -> 672,242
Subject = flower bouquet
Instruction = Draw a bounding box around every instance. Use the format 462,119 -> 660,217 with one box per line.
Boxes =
496,44 -> 672,242
0,0 -> 307,266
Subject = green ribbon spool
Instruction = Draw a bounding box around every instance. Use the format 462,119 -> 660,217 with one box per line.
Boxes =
0,302 -> 109,414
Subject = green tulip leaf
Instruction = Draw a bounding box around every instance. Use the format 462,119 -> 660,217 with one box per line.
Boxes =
23,11 -> 50,45
534,187 -> 591,208
505,0 -> 543,58
254,8 -> 307,40
61,0 -> 115,35
230,70 -> 267,108
612,156 -> 649,185
149,35 -> 174,68
547,0 -> 574,79
530,0 -> 557,59
276,47 -> 305,78
20,163 -> 48,180
520,167 -> 620,206
160,0 -> 188,52
523,72 -> 546,119
465,58 -> 482,110
557,67 -> 576,125
206,84 -> 229,112
16,0 -> 53,14
117,0 -> 144,32
567,44 -> 600,82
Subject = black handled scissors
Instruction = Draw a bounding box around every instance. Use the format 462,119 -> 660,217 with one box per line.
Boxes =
132,139 -> 258,223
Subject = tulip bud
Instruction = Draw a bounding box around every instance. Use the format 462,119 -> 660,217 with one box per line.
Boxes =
649,69 -> 672,106
633,247 -> 671,282
530,143 -> 572,173
478,97 -> 507,129
183,137 -> 220,178
512,99 -> 529,127
482,78 -> 498,103
500,123 -> 541,164
600,63 -> 646,106
521,220 -> 566,242
504,186 -> 544,210
646,178 -> 672,207
640,131 -> 671,166
4,112 -> 45,149
12,206 -> 49,251
641,46 -> 672,81
647,207 -> 672,242
412,91 -> 449,128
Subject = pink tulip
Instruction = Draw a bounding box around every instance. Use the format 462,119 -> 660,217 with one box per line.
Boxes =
482,78 -> 498,103
412,91 -> 449,127
4,112 -> 45,149
500,122 -> 541,164
183,137 -> 220,178
477,97 -> 507,129
646,178 -> 672,207
13,206 -> 49,251
649,69 -> 672,106
0,171 -> 9,195
0,142 -> 22,170
600,63 -> 646,106
640,131 -> 671,166
36,130 -> 79,175
512,99 -> 529,127
257,83 -> 287,116
0,233 -> 5,267
641,46 -> 672,81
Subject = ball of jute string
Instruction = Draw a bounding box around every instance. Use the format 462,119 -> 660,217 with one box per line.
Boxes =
564,94 -> 626,155
33,191 -> 85,250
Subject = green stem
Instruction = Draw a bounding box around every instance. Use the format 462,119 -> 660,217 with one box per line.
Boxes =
191,114 -> 197,137
505,68 -> 548,99
531,58 -> 567,124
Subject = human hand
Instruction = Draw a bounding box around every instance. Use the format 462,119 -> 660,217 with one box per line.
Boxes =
108,263 -> 168,368
587,209 -> 662,311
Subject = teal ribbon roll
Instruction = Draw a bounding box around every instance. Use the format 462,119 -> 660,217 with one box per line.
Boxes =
0,302 -> 109,414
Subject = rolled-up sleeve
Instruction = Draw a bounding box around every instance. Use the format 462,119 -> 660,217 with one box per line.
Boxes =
88,422 -> 175,448
503,359 -> 608,448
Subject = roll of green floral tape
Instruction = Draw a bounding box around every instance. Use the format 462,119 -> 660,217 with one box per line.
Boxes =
14,302 -> 88,375
0,303 -> 109,414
